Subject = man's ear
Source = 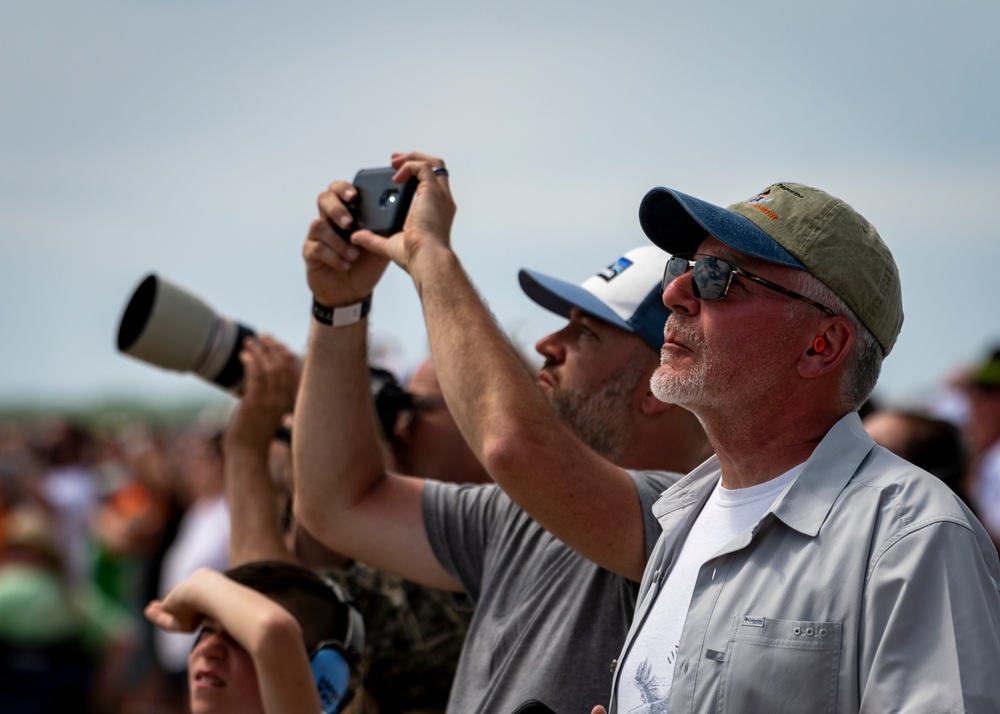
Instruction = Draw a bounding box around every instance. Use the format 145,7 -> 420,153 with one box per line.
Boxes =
798,317 -> 854,379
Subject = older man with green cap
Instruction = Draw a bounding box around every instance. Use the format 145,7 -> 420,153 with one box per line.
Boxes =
591,181 -> 1000,713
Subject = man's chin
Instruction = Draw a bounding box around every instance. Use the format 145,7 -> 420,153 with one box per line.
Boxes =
540,381 -> 562,406
650,370 -> 700,407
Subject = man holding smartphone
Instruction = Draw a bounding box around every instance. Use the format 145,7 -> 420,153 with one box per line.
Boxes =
293,155 -> 710,713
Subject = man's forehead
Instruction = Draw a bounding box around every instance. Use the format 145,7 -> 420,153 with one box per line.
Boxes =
405,360 -> 442,397
696,235 -> 746,261
569,307 -> 623,333
566,308 -> 651,352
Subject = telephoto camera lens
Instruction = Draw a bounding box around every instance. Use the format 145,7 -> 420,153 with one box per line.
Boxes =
116,273 -> 255,391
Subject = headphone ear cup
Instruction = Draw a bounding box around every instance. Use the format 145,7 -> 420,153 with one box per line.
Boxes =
311,647 -> 351,714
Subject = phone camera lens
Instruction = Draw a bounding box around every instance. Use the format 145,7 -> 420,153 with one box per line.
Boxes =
380,189 -> 399,207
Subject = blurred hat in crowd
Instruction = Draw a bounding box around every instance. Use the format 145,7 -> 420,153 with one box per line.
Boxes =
518,245 -> 671,351
972,346 -> 1000,391
0,506 -> 62,571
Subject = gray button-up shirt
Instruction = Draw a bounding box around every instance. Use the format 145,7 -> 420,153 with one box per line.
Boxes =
610,412 -> 1000,713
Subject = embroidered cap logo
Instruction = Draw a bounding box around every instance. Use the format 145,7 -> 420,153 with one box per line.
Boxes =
597,256 -> 634,282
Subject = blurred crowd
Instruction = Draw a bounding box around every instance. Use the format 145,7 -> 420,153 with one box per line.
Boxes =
0,348 -> 479,714
860,344 -> 1000,544
2,341 -> 999,714
0,413 -> 211,713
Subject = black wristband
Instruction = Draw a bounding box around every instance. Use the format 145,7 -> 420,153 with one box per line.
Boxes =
312,295 -> 372,327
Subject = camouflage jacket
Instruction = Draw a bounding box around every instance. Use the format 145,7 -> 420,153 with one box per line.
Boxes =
326,562 -> 470,714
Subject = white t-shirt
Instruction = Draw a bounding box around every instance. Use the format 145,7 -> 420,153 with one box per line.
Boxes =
43,465 -> 100,588
615,465 -> 801,713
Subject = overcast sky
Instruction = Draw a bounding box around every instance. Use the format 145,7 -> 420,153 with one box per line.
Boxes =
2,0 -> 998,410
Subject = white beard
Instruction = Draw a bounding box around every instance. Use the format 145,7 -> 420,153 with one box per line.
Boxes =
650,317 -> 711,407
651,309 -> 801,415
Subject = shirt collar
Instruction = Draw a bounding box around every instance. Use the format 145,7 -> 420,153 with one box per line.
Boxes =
653,412 -> 877,537
772,411 -> 876,536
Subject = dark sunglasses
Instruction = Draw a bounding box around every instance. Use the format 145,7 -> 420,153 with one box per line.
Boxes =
661,254 -> 836,317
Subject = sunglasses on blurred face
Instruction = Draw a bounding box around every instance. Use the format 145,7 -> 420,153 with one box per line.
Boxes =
661,254 -> 836,317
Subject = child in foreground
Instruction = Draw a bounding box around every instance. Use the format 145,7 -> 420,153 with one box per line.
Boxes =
146,560 -> 362,714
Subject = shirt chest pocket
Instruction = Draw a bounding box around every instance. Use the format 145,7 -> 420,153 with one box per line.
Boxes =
716,617 -> 842,714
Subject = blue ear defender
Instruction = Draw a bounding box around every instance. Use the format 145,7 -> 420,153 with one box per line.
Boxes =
310,577 -> 366,714
311,647 -> 353,714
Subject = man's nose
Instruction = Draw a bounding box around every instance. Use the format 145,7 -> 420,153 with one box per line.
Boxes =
661,269 -> 699,315
535,328 -> 568,364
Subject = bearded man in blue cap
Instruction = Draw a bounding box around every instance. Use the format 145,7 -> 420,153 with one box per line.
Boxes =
293,152 -> 710,714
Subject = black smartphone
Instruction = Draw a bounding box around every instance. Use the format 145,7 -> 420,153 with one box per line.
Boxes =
349,167 -> 417,237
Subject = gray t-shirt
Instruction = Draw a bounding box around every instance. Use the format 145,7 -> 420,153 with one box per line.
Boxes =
423,469 -> 679,714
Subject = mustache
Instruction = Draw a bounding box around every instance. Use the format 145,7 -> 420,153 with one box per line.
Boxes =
540,362 -> 559,383
665,314 -> 703,348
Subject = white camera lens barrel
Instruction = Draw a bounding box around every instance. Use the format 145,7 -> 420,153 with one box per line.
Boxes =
116,274 -> 255,391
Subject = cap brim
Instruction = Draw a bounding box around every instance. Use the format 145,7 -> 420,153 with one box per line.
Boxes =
639,187 -> 804,268
518,269 -> 634,334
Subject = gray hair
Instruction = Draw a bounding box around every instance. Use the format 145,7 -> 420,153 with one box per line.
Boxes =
787,272 -> 883,411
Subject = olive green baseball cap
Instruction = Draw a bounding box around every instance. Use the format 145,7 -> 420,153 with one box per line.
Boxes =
639,181 -> 904,356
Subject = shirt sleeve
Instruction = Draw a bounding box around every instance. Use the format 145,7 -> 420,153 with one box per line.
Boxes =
626,469 -> 683,560
422,480 -> 504,604
860,518 -> 1000,711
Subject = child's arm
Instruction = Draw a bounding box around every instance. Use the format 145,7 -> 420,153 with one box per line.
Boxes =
145,567 -> 322,714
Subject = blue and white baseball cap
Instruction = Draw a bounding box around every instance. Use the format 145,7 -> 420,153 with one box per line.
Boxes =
518,245 -> 671,351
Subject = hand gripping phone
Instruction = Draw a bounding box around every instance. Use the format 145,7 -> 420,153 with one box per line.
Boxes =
345,167 -> 418,237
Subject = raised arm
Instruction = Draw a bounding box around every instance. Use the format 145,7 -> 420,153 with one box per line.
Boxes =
145,568 -> 320,714
350,153 -> 649,582
292,180 -> 459,591
222,334 -> 301,566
